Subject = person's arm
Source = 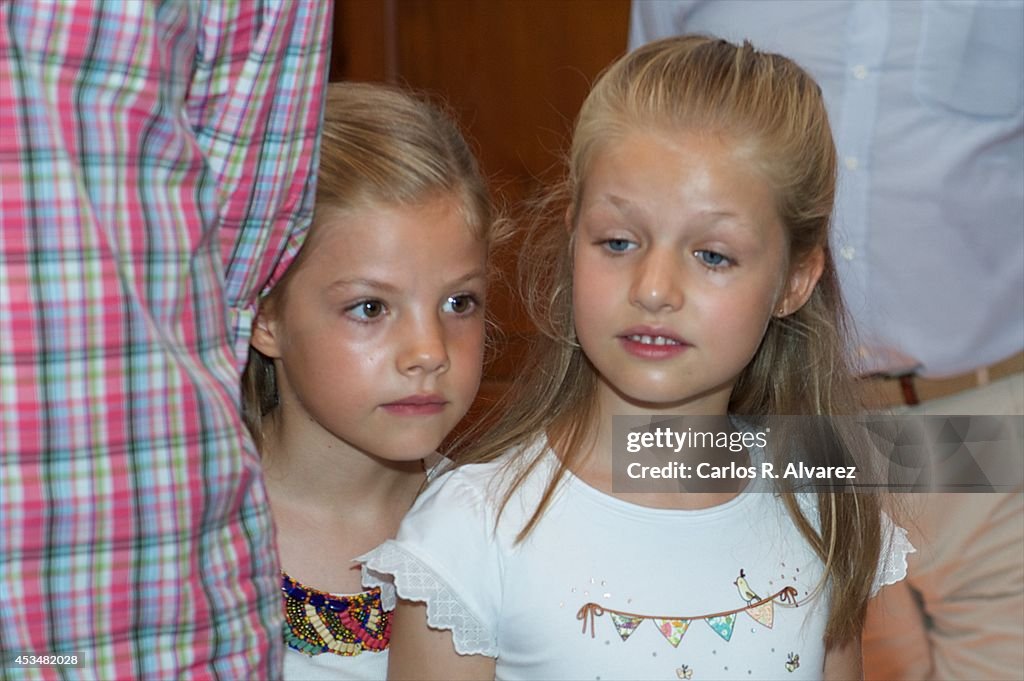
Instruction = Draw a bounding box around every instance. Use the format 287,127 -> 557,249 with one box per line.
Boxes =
387,599 -> 496,681
189,0 -> 333,362
867,491 -> 1024,680
823,636 -> 863,681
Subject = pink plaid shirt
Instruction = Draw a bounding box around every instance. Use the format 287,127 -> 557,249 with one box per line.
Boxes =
0,1 -> 331,677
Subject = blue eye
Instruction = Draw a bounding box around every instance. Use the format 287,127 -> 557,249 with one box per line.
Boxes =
694,250 -> 731,268
603,239 -> 635,253
442,294 -> 478,315
347,299 -> 386,321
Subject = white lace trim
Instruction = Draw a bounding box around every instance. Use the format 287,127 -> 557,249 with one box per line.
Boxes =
872,514 -> 915,597
793,496 -> 914,597
358,541 -> 498,657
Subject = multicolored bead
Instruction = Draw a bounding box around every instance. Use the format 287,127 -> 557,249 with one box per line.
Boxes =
281,572 -> 392,657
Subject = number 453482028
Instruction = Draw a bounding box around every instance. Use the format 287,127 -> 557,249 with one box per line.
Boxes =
7,653 -> 81,668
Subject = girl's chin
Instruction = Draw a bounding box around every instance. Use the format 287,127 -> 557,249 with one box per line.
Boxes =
598,378 -> 735,413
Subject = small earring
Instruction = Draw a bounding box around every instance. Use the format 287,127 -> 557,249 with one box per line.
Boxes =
776,307 -> 786,317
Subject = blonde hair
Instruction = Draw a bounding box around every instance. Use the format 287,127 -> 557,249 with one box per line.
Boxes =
453,35 -> 881,648
242,81 -> 503,450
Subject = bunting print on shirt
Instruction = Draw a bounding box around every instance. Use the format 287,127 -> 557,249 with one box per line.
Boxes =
576,568 -> 804,650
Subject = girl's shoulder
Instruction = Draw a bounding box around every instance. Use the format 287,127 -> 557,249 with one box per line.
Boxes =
788,491 -> 914,596
426,437 -> 553,499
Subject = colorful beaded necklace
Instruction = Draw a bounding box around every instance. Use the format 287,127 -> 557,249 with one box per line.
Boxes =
281,572 -> 391,657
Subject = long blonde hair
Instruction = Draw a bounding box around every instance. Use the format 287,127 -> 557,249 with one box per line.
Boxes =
453,35 -> 881,648
241,81 -> 504,450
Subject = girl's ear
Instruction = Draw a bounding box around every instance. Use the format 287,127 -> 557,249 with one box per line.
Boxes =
250,308 -> 283,359
777,247 -> 825,317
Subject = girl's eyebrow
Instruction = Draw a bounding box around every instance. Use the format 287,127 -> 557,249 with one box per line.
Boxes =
447,269 -> 488,286
326,269 -> 488,293
577,194 -> 645,223
326,278 -> 399,293
604,194 -> 641,215
599,194 -> 758,234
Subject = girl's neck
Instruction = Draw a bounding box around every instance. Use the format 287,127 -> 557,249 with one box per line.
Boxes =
260,414 -> 424,514
260,413 -> 426,593
589,378 -> 733,461
566,385 -> 742,511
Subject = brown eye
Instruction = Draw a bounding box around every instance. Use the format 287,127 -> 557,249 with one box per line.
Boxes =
361,301 -> 384,317
443,295 -> 476,315
347,299 -> 386,321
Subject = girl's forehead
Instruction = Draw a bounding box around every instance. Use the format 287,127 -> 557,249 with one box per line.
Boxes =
314,190 -> 486,241
305,195 -> 484,263
574,129 -> 788,246
586,123 -> 748,164
579,125 -> 762,194
581,129 -> 770,197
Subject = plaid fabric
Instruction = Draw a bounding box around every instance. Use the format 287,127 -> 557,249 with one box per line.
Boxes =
0,1 -> 330,678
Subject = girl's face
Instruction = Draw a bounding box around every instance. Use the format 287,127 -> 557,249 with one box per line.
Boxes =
253,194 -> 487,461
572,128 -> 821,416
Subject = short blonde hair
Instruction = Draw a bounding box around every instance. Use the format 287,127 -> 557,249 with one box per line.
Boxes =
242,82 -> 502,449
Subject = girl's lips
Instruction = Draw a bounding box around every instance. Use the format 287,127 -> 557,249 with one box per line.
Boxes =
622,333 -> 683,346
381,395 -> 447,415
618,329 -> 690,359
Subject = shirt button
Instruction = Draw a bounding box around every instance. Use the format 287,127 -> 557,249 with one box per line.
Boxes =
840,245 -> 856,261
852,64 -> 868,80
844,156 -> 859,170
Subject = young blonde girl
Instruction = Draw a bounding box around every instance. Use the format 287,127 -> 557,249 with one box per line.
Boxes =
362,36 -> 910,680
242,81 -> 502,680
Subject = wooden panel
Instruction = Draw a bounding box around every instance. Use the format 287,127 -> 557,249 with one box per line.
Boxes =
331,0 -> 395,82
394,0 -> 628,205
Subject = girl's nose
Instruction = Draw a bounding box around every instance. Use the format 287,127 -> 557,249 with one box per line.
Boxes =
399,315 -> 450,375
630,249 -> 684,312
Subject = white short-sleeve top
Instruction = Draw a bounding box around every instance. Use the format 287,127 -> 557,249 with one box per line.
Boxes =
361,440 -> 912,681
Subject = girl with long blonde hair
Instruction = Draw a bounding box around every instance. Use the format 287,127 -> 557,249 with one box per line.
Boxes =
362,36 -> 911,680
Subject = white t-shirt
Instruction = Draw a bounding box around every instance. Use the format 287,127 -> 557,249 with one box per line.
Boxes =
283,640 -> 387,681
361,440 -> 912,681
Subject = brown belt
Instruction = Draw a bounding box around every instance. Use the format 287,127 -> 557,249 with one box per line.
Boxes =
858,350 -> 1024,410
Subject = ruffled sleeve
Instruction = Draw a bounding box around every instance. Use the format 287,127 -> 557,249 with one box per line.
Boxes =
358,466 -> 504,657
872,512 -> 916,597
795,495 -> 915,597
